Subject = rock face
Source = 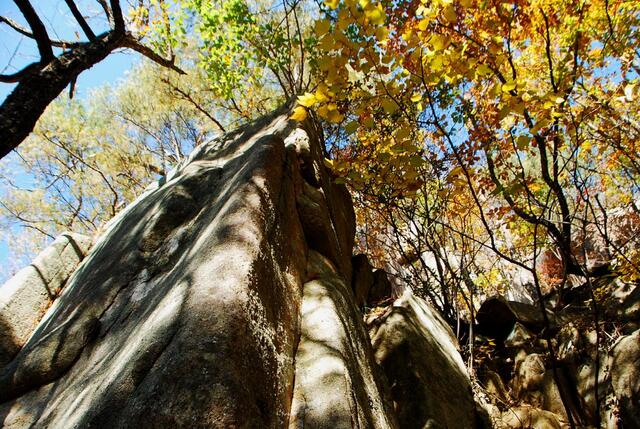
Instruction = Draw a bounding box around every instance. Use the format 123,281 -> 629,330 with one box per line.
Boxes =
368,292 -> 479,429
289,251 -> 396,429
1,107 -> 526,429
0,233 -> 92,367
0,108 -> 369,428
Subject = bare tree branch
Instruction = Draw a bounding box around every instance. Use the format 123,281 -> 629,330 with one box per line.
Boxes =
109,0 -> 125,32
13,0 -> 54,61
0,61 -> 41,83
63,0 -> 96,41
95,0 -> 113,26
121,36 -> 186,75
0,16 -> 82,48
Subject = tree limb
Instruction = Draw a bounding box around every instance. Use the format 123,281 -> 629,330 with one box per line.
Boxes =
0,16 -> 82,48
0,61 -> 42,83
121,36 -> 186,75
63,0 -> 96,41
13,0 -> 54,61
109,0 -> 125,32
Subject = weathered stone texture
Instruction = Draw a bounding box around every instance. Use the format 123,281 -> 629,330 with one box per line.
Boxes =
368,293 -> 478,429
288,251 -> 396,429
0,111 -> 311,428
0,232 -> 91,367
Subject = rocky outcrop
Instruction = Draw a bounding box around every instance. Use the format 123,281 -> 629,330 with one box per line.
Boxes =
1,116 -> 299,427
0,233 -> 92,367
476,297 -> 554,342
476,282 -> 640,429
0,106 -> 502,429
0,103 -> 435,429
368,292 -> 479,429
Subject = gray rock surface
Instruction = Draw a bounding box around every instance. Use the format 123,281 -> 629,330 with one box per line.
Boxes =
611,328 -> 640,428
497,406 -> 566,429
288,251 -> 397,429
0,109 -> 319,428
368,292 -> 478,429
0,233 -> 92,367
0,106 -> 515,429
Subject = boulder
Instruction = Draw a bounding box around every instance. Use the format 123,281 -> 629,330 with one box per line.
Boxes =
611,328 -> 640,428
369,292 -> 478,428
0,110 -> 317,428
511,352 -> 546,401
288,251 -> 397,429
367,269 -> 393,305
0,233 -> 92,367
351,254 -> 375,308
480,370 -> 511,405
504,322 -> 534,349
476,297 -> 554,342
498,406 -> 566,429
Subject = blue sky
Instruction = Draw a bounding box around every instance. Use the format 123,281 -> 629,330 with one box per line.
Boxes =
0,1 -> 141,281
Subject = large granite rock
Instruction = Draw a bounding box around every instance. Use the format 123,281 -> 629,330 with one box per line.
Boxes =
476,296 -> 555,341
0,233 -> 92,367
0,109 -> 360,428
289,251 -> 397,429
368,292 -> 478,429
1,106 -> 519,429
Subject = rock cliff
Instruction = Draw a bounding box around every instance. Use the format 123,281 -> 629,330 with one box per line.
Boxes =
3,107 -> 636,429
0,109 -> 400,428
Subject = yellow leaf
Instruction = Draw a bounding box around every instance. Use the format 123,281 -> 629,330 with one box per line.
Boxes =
290,106 -> 308,122
501,82 -> 516,92
324,0 -> 339,9
324,158 -> 334,168
315,84 -> 330,103
375,26 -> 389,41
315,19 -> 331,36
396,126 -> 411,140
337,9 -> 350,30
430,34 -> 448,51
476,63 -> 491,76
381,97 -> 399,114
516,135 -> 530,149
411,92 -> 422,103
459,0 -> 472,7
365,3 -> 385,25
529,182 -> 543,192
327,109 -> 344,123
297,92 -> 317,107
418,19 -> 429,31
443,5 -> 456,23
344,121 -> 359,134
363,117 -> 375,128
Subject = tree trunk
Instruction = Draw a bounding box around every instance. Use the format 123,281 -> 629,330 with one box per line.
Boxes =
0,32 -> 124,159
